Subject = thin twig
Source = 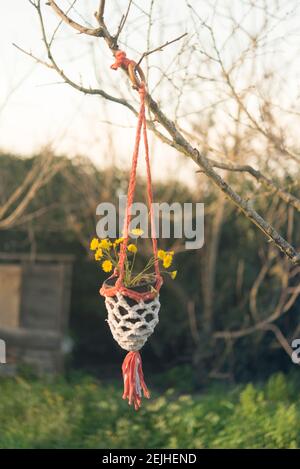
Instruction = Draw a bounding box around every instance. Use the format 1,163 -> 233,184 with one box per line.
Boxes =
49,0 -> 77,47
12,43 -> 54,69
114,0 -> 133,45
136,32 -> 188,67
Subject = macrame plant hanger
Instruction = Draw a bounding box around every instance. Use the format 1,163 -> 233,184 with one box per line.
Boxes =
100,50 -> 163,410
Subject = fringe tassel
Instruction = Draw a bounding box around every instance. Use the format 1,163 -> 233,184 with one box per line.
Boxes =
122,351 -> 150,410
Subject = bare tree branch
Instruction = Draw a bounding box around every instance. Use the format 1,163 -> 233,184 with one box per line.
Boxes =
46,0 -> 104,36
260,324 -> 295,360
187,299 -> 200,345
95,0 -> 105,23
0,153 -> 65,230
200,159 -> 300,212
37,1 -> 300,265
214,282 -> 300,340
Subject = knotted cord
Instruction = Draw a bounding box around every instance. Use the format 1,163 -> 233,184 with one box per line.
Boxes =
100,50 -> 163,410
100,50 -> 163,302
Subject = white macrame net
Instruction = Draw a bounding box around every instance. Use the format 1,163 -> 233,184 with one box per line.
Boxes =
105,293 -> 160,351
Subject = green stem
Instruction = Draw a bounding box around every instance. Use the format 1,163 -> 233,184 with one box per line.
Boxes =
128,237 -> 138,283
129,257 -> 157,286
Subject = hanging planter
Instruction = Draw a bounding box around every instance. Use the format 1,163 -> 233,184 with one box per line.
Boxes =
90,51 -> 177,410
90,234 -> 176,410
102,276 -> 161,352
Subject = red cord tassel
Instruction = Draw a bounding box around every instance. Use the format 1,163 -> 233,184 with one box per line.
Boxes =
122,351 -> 150,410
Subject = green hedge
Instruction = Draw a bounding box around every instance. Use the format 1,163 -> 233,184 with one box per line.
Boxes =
0,371 -> 299,448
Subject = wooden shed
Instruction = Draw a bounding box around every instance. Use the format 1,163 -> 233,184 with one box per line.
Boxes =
0,253 -> 73,375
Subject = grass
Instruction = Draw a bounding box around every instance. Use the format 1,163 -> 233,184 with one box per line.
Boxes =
0,370 -> 299,448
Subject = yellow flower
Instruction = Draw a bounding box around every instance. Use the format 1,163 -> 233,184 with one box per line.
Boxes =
90,238 -> 99,251
127,244 -> 137,254
163,253 -> 173,268
170,270 -> 177,280
158,249 -> 166,260
131,228 -> 144,237
114,237 -> 124,246
99,239 -> 112,250
102,260 -> 113,272
94,248 -> 103,260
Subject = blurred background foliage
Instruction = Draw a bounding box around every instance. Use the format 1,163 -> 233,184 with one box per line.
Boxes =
0,151 -> 299,388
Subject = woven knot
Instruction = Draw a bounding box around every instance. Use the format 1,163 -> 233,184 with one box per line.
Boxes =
111,50 -> 134,70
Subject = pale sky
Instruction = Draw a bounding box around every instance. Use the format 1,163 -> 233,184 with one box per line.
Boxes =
0,1 -> 299,182
0,0 -> 192,181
